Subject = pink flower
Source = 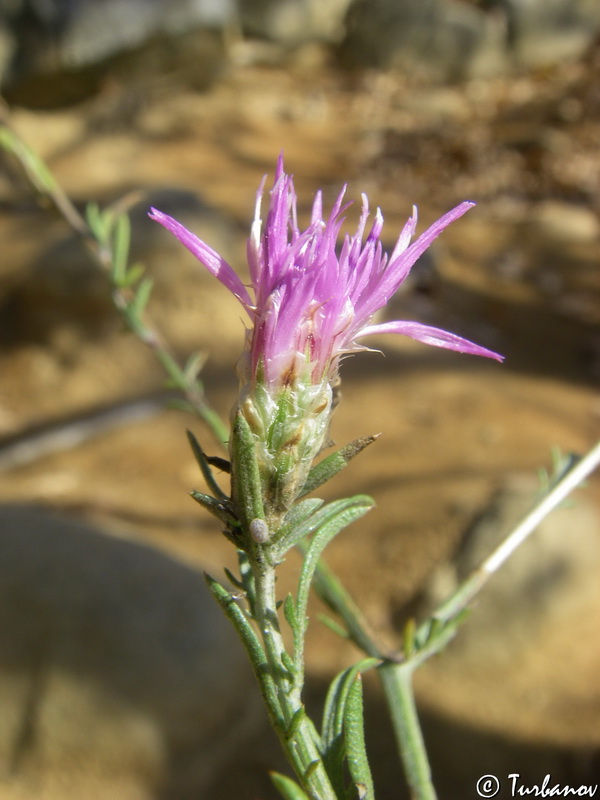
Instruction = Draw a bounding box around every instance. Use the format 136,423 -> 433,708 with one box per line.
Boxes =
149,155 -> 502,392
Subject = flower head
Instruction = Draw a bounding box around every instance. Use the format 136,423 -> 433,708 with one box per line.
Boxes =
150,155 -> 502,395
150,156 -> 502,526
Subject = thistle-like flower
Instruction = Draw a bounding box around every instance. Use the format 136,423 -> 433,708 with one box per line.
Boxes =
150,156 -> 502,531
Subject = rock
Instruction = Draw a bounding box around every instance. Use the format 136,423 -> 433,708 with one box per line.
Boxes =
2,0 -> 234,107
338,0 -> 600,80
529,200 -> 600,243
500,0 -> 600,69
338,0 -> 507,82
0,504 -> 256,799
237,0 -> 353,44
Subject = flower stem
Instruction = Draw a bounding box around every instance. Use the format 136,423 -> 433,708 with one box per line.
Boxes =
253,565 -> 339,800
432,439 -> 600,624
378,663 -> 437,800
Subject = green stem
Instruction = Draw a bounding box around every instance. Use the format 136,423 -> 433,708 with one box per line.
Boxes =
378,663 -> 436,800
253,565 -> 339,800
0,115 -> 229,449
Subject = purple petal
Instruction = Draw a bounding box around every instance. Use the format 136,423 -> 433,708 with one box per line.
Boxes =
354,201 -> 476,323
149,208 -> 253,309
357,320 -> 504,361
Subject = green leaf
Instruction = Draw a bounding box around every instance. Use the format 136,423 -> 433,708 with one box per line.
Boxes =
187,429 -> 228,500
205,573 -> 284,727
86,202 -> 107,241
237,549 -> 257,618
0,126 -> 59,195
275,498 -> 325,552
231,411 -> 265,529
183,350 -> 207,384
111,213 -> 131,285
281,650 -> 296,679
130,277 -> 154,317
321,659 -> 379,797
189,490 -> 238,528
118,262 -> 146,288
270,772 -> 310,800
403,618 -> 416,659
295,496 -> 374,635
285,707 -> 305,741
223,567 -> 244,590
283,593 -> 298,632
343,676 -> 375,800
300,435 -> 380,498
284,498 -> 325,529
317,613 -> 350,640
275,495 -> 368,558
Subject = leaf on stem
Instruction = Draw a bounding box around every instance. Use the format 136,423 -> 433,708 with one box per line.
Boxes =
317,613 -> 350,641
294,495 -> 374,636
344,676 -> 375,800
276,495 -> 370,558
300,435 -> 380,498
283,593 -> 298,631
130,277 -> 154,318
223,567 -> 245,590
205,573 -> 284,727
189,489 -> 238,529
86,202 -> 108,242
111,213 -> 131,285
275,498 -> 325,553
187,429 -> 228,499
183,351 -> 208,385
0,126 -> 59,195
231,410 -> 266,528
270,772 -> 311,800
237,549 -> 257,618
118,263 -> 146,288
321,659 -> 379,798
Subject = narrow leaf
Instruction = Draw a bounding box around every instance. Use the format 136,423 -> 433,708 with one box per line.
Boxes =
119,262 -> 146,288
223,567 -> 244,590
237,549 -> 257,619
286,707 -> 305,741
183,350 -> 207,384
304,760 -> 322,781
317,613 -> 350,640
283,593 -> 298,632
231,410 -> 265,528
321,658 -> 379,797
189,490 -> 238,528
300,435 -> 380,498
0,126 -> 58,194
284,498 -> 325,529
130,277 -> 154,317
86,202 -> 107,242
344,676 -> 375,800
295,496 -> 374,635
276,495 -> 368,558
275,497 -> 325,552
281,651 -> 296,677
403,618 -> 417,658
187,429 -> 228,499
205,573 -> 283,726
111,213 -> 131,285
270,772 -> 310,800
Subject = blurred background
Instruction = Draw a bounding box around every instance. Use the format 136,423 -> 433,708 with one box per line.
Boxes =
0,1 -> 599,798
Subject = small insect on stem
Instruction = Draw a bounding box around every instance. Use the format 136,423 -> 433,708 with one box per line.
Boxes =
250,518 -> 270,544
